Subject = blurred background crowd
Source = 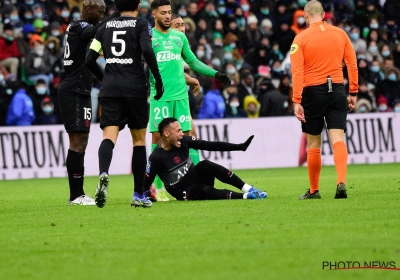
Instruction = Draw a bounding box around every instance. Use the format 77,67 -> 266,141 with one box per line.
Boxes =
1,0 -> 400,126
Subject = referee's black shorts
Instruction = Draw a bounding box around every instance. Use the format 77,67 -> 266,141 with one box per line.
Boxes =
99,97 -> 149,130
301,83 -> 348,135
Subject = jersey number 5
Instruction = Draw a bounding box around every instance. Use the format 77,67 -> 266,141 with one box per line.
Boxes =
112,31 -> 126,57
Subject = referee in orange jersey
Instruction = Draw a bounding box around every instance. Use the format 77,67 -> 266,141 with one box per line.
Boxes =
290,0 -> 358,200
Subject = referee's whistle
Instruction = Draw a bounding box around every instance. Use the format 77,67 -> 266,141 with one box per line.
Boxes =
327,76 -> 333,93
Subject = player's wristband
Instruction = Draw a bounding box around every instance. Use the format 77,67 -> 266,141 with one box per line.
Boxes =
349,93 -> 357,97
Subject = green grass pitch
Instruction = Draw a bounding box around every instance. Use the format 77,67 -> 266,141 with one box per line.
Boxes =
1,163 -> 399,279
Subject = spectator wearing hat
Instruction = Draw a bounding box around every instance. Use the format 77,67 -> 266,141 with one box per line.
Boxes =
25,34 -> 53,91
233,6 -> 246,32
182,17 -> 196,46
138,1 -> 154,25
237,72 -> 256,108
224,93 -> 248,118
291,9 -> 307,35
271,19 -> 296,56
34,96 -> 59,125
32,18 -> 47,41
243,14 -> 261,53
259,18 -> 273,38
45,36 -> 63,76
6,80 -> 35,126
243,95 -> 260,118
0,20 -> 23,77
376,95 -> 392,112
354,98 -> 373,113
258,77 -> 289,117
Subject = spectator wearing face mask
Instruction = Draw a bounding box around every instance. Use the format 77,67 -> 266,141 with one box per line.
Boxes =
25,34 -> 54,86
34,96 -> 59,125
348,26 -> 367,53
243,95 -> 260,118
224,94 -> 247,118
225,62 -> 240,85
28,79 -> 48,116
291,10 -> 307,35
366,40 -> 383,63
368,59 -> 385,85
378,67 -> 400,108
243,14 -> 261,53
0,20 -> 23,77
48,21 -> 65,48
354,98 -> 373,113
393,98 -> 400,113
376,95 -> 392,112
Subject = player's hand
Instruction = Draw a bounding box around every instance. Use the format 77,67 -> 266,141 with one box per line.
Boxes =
347,95 -> 357,111
190,78 -> 201,96
240,135 -> 254,151
215,72 -> 231,88
154,79 -> 164,101
294,103 -> 306,122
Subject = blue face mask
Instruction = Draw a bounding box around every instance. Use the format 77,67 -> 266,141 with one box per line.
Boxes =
6,89 -> 13,95
224,53 -> 233,61
217,7 -> 226,14
25,0 -> 34,4
36,87 -> 47,95
212,59 -> 221,67
178,10 -> 187,17
368,46 -> 378,53
241,5 -> 249,12
261,8 -> 269,15
394,107 -> 400,112
72,12 -> 80,19
358,106 -> 367,113
379,104 -> 387,111
227,68 -> 236,75
25,14 -> 33,19
382,50 -> 390,57
370,23 -> 379,29
0,74 -> 4,82
344,26 -> 351,33
10,15 -> 19,21
43,106 -> 53,114
51,31 -> 60,37
370,65 -> 380,73
388,74 -> 397,81
350,33 -> 359,41
35,13 -> 43,18
61,11 -> 70,18
273,68 -> 282,72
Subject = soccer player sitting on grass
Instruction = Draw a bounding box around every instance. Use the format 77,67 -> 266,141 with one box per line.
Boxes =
142,117 -> 267,201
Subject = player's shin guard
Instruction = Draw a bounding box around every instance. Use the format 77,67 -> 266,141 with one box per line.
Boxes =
132,146 -> 146,193
333,141 -> 348,185
151,143 -> 164,190
98,139 -> 114,175
189,148 -> 200,165
66,149 -> 85,200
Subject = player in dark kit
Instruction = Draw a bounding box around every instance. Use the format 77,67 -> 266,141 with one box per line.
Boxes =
86,0 -> 164,208
143,118 -> 267,201
58,0 -> 108,206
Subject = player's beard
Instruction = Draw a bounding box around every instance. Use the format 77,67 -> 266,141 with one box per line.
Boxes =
157,17 -> 170,31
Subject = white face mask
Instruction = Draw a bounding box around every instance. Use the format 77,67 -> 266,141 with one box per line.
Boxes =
379,104 -> 387,111
230,101 -> 240,107
297,17 -> 305,25
394,107 -> 400,112
196,50 -> 205,58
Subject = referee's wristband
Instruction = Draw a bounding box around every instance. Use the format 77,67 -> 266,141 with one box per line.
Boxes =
349,93 -> 358,97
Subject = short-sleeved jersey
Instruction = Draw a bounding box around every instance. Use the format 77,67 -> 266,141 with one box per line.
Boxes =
149,28 -> 197,101
90,16 -> 152,98
59,20 -> 99,96
290,21 -> 358,103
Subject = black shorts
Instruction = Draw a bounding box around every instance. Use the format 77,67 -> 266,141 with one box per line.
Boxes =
169,184 -> 214,201
58,91 -> 92,133
301,83 -> 348,135
99,97 -> 149,130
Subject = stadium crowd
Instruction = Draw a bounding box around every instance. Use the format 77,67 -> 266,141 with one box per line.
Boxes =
1,0 -> 400,126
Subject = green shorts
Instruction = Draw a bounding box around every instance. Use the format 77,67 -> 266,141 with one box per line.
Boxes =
149,99 -> 192,133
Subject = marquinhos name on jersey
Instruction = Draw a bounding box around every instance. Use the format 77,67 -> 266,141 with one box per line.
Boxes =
106,20 -> 137,28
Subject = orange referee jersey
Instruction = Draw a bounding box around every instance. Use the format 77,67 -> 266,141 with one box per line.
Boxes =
290,21 -> 358,104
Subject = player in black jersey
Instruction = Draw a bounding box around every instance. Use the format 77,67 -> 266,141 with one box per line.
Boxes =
86,0 -> 164,208
143,118 -> 268,201
58,0 -> 108,206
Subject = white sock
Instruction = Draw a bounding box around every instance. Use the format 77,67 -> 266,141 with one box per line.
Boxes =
241,183 -> 252,193
243,193 -> 248,199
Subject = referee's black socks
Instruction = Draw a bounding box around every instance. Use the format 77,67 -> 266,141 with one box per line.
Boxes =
98,139 -> 114,175
131,146 -> 146,194
66,149 -> 85,201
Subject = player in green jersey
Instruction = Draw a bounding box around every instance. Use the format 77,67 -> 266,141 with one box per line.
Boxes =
147,0 -> 231,202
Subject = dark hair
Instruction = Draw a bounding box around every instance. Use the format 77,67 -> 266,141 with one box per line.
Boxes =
36,79 -> 46,85
158,117 -> 177,135
115,0 -> 140,12
151,0 -> 171,11
171,13 -> 181,20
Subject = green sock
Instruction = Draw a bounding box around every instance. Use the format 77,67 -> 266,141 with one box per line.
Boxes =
152,143 -> 164,190
189,148 -> 200,165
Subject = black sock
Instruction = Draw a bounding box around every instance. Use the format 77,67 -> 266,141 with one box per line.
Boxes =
131,146 -> 146,194
66,149 -> 85,200
98,139 -> 114,175
208,189 -> 244,200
